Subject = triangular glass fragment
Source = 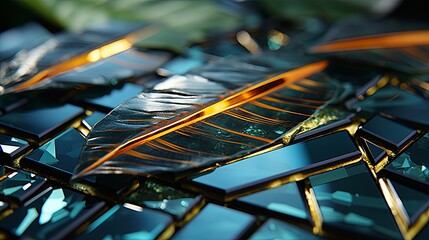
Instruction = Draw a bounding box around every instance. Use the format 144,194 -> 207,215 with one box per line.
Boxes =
387,133 -> 429,185
364,140 -> 386,164
309,162 -> 403,239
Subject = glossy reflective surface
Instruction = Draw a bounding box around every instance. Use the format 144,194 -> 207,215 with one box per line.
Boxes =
0,170 -> 45,202
310,162 -> 402,239
359,115 -> 417,151
171,203 -> 256,240
387,133 -> 429,185
0,103 -> 84,142
250,218 -> 321,240
0,134 -> 29,162
191,131 -> 360,198
237,182 -> 308,221
80,204 -> 173,239
0,187 -> 105,239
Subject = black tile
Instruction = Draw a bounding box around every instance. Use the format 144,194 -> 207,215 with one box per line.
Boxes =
0,170 -> 46,203
0,201 -> 8,214
358,115 -> 417,152
0,103 -> 84,144
0,186 -> 106,239
351,86 -> 429,128
76,83 -> 143,112
171,203 -> 256,240
309,162 -> 403,239
187,131 -> 361,201
0,134 -> 29,163
78,204 -> 174,239
249,218 -> 321,240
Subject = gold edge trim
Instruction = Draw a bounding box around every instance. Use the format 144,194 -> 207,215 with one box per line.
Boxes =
378,178 -> 411,239
304,180 -> 323,235
408,207 -> 429,239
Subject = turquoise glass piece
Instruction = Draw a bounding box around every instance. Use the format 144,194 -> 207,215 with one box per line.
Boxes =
23,129 -> 84,177
190,131 -> 360,199
79,204 -> 173,240
0,134 -> 29,162
387,133 -> 429,184
351,86 -> 429,127
390,179 -> 429,224
0,103 -> 84,142
309,162 -> 403,239
84,111 -> 106,127
77,83 -> 143,112
0,170 -> 46,202
171,203 -> 256,240
249,218 -> 321,240
0,187 -> 105,239
126,180 -> 200,220
237,182 -> 308,221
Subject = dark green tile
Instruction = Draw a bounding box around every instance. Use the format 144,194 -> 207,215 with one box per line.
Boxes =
190,131 -> 360,199
78,204 -> 173,239
310,162 -> 402,239
390,179 -> 429,224
0,187 -> 105,239
126,180 -> 200,220
0,103 -> 84,142
237,182 -> 308,221
387,133 -> 429,185
0,170 -> 46,203
249,218 -> 321,240
0,134 -> 29,163
171,203 -> 256,240
358,115 -> 417,151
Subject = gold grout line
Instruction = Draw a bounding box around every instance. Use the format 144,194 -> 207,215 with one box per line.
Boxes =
408,207 -> 429,239
379,178 -> 411,240
304,180 -> 323,235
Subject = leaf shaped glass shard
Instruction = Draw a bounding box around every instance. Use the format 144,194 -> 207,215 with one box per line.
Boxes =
310,20 -> 429,74
0,22 -> 161,95
73,58 -> 344,180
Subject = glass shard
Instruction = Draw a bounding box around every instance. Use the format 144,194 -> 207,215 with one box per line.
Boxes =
387,133 -> 429,185
363,140 -> 387,165
249,218 -> 321,240
0,103 -> 84,142
126,180 -> 200,220
351,86 -> 429,127
189,130 -> 360,200
237,182 -> 308,221
78,204 -> 173,240
0,187 -> 105,239
171,203 -> 256,240
309,162 -> 403,239
0,170 -> 46,203
389,179 -> 429,224
357,115 -> 417,152
0,134 -> 29,162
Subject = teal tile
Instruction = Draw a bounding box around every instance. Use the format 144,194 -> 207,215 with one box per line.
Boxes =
250,218 -> 321,240
310,162 -> 403,239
